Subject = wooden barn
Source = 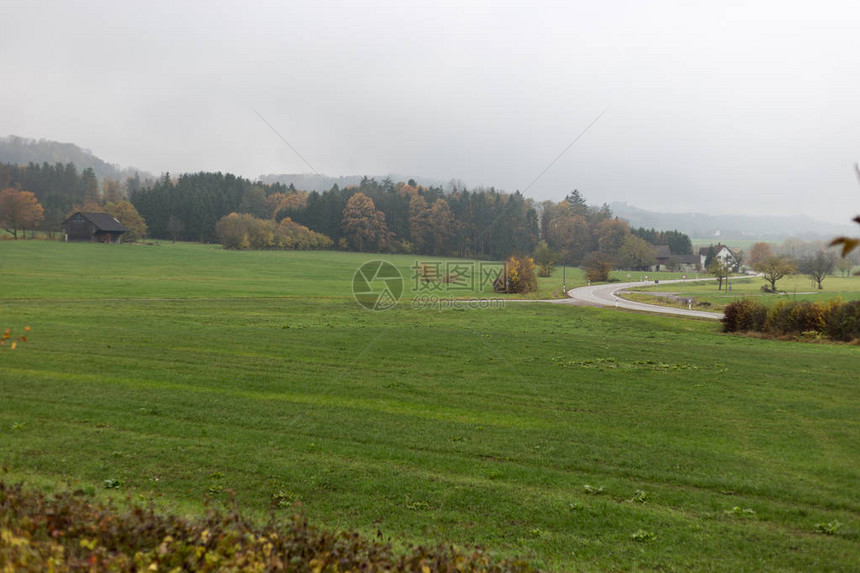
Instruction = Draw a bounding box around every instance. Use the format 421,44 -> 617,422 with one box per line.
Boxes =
63,211 -> 128,243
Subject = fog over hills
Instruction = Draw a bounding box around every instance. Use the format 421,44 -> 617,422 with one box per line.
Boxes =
610,202 -> 855,241
0,135 -> 154,182
257,173 -> 448,191
3,2 -> 858,228
2,134 -> 853,241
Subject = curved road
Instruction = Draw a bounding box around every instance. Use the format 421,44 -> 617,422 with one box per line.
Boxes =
558,278 -> 723,320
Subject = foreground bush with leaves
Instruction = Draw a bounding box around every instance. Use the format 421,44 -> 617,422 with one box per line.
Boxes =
0,482 -> 534,572
723,298 -> 860,341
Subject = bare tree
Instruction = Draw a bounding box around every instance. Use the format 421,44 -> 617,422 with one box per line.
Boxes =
800,251 -> 835,289
835,256 -> 854,277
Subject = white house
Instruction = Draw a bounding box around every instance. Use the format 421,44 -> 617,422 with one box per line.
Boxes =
698,244 -> 740,271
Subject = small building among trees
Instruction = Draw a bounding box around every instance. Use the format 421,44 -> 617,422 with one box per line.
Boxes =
699,244 -> 740,272
652,246 -> 702,272
63,211 -> 128,243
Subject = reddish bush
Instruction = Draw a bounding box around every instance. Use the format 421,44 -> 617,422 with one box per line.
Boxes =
0,482 -> 534,572
722,299 -> 766,332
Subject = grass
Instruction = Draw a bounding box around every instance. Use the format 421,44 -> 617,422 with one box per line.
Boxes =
0,241 -> 575,301
621,292 -> 718,312
1,241 -> 858,571
625,274 -> 860,312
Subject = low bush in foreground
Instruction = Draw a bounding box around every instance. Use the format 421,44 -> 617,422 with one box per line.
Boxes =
0,482 -> 533,572
723,298 -> 860,341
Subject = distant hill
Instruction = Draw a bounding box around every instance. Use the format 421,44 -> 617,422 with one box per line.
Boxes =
257,172 -> 448,191
610,202 -> 854,241
0,135 -> 154,182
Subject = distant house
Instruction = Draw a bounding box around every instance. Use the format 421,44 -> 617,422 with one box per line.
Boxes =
699,244 -> 739,271
652,246 -> 673,271
652,245 -> 702,273
671,255 -> 702,273
63,211 -> 128,243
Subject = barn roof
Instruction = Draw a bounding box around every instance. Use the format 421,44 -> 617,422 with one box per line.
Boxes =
671,254 -> 701,264
654,245 -> 672,259
65,211 -> 128,232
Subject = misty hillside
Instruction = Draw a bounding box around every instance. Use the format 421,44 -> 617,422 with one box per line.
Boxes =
610,202 -> 854,241
258,172 -> 448,191
0,135 -> 154,181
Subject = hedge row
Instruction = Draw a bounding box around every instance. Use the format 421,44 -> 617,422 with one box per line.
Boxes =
723,298 -> 860,341
0,482 -> 534,572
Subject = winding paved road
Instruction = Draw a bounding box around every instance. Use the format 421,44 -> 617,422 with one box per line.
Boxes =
557,278 -> 723,320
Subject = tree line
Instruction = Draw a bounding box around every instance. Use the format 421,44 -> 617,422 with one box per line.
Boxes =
277,176 -> 539,259
745,240 -> 856,291
0,161 -> 103,231
532,191 -> 695,278
0,161 -> 149,241
2,161 -> 701,274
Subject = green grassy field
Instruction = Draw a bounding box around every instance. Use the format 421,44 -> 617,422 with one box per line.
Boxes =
626,274 -> 860,312
1,241 -> 858,571
0,241 -> 579,301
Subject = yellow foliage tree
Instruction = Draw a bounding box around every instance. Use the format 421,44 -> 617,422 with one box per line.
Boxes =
500,256 -> 537,293
341,192 -> 390,252
105,201 -> 148,242
0,188 -> 44,239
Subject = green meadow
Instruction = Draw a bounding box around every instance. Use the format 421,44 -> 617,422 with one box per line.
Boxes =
627,274 -> 860,312
1,241 -> 858,571
0,241 -> 577,301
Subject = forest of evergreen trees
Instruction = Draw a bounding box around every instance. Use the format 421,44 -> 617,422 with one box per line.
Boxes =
0,161 -> 106,231
1,159 -> 697,267
630,227 -> 693,255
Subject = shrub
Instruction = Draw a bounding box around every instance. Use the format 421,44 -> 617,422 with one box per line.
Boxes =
503,256 -> 537,294
788,301 -> 825,333
583,252 -> 613,283
722,299 -> 766,332
0,481 -> 534,572
726,298 -> 859,342
764,301 -> 793,335
840,300 -> 860,341
823,299 -> 860,341
104,201 -> 148,242
216,213 -> 332,251
215,212 -> 258,249
275,217 -> 333,250
533,241 -> 556,277
764,300 -> 826,336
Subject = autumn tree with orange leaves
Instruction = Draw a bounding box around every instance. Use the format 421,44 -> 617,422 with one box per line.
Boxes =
407,194 -> 431,252
0,188 -> 44,239
342,192 -> 390,252
427,198 -> 455,256
747,241 -> 773,268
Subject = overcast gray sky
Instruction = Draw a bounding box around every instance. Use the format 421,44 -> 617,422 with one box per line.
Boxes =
2,0 -> 858,223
